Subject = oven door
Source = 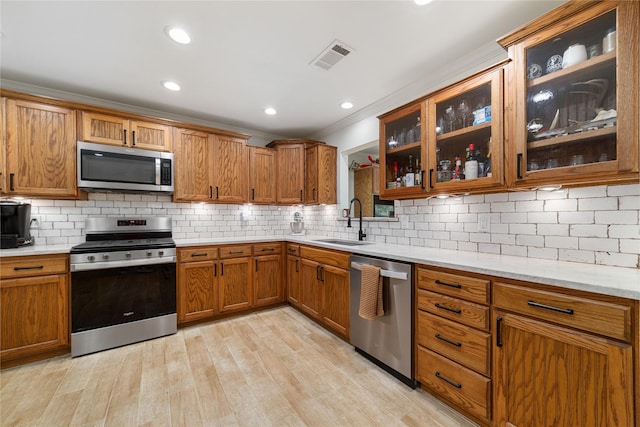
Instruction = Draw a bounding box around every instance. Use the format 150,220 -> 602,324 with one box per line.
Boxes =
71,262 -> 176,334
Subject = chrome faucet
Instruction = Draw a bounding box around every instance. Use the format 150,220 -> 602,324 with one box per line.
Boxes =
347,197 -> 367,241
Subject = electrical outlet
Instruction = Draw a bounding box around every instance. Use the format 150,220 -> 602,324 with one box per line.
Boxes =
478,214 -> 490,233
30,216 -> 41,229
400,215 -> 409,228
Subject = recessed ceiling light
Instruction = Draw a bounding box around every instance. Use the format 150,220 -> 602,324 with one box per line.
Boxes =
162,80 -> 181,91
340,101 -> 354,109
264,107 -> 277,115
414,0 -> 433,5
165,26 -> 191,44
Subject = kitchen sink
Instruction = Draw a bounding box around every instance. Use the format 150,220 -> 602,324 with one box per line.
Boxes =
314,238 -> 373,246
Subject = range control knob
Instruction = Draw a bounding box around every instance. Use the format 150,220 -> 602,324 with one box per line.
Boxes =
147,251 -> 153,257
158,250 -> 164,257
87,255 -> 95,262
126,252 -> 132,258
103,254 -> 110,260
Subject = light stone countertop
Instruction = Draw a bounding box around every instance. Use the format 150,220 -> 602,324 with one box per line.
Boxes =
2,234 -> 638,300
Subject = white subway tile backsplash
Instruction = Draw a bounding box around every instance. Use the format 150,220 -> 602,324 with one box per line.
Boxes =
607,183 -> 639,196
18,183 -> 640,269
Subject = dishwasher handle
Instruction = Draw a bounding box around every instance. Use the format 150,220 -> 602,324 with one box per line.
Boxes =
350,262 -> 409,281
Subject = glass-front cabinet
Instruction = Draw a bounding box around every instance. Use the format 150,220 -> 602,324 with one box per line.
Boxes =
379,102 -> 426,199
426,66 -> 504,193
501,1 -> 639,187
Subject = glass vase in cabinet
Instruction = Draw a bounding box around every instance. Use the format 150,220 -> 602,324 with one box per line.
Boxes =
426,65 -> 505,193
378,102 -> 427,199
500,1 -> 639,188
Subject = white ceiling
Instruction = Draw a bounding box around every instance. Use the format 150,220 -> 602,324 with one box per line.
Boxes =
1,1 -> 564,139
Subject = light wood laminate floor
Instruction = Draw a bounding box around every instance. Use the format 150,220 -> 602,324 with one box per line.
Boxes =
1,307 -> 477,427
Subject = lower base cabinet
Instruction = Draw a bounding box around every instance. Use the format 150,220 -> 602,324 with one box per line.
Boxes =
0,254 -> 70,367
297,246 -> 350,339
493,282 -> 636,427
286,244 -> 300,307
177,244 -> 284,324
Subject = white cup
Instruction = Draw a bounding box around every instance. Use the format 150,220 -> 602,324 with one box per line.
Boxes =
562,44 -> 587,69
603,29 -> 616,53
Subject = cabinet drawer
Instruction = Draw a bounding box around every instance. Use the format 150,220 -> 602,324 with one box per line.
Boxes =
300,246 -> 350,269
0,254 -> 68,279
286,244 -> 300,257
417,311 -> 490,376
417,267 -> 489,304
219,245 -> 252,259
178,247 -> 218,262
417,346 -> 490,421
417,289 -> 489,331
253,243 -> 281,255
493,282 -> 632,342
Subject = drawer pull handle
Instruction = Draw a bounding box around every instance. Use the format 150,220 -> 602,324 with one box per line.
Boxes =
527,300 -> 574,315
13,265 -> 44,271
288,248 -> 296,253
435,372 -> 462,389
228,251 -> 244,255
190,253 -> 207,257
261,248 -> 274,252
496,316 -> 503,347
435,333 -> 462,347
435,279 -> 461,289
435,303 -> 462,315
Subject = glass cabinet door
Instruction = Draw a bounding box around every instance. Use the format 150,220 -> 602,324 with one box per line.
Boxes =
521,9 -> 617,178
427,67 -> 504,192
379,102 -> 426,198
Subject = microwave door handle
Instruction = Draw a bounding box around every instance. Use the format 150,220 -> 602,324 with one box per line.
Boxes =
155,158 -> 161,185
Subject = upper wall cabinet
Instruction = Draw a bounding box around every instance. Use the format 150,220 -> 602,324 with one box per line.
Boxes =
500,1 -> 639,188
80,111 -> 172,152
173,128 -> 249,204
249,146 -> 276,204
212,134 -> 248,203
305,144 -> 337,205
3,98 -> 77,198
379,102 -> 426,199
426,65 -> 505,193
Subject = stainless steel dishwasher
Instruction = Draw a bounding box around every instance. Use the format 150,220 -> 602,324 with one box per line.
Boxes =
350,254 -> 416,388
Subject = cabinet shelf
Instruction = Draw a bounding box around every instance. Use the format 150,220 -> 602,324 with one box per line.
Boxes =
436,122 -> 491,142
527,125 -> 616,150
527,50 -> 616,90
386,140 -> 421,154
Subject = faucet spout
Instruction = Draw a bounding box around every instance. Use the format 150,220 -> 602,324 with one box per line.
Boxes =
348,197 -> 367,241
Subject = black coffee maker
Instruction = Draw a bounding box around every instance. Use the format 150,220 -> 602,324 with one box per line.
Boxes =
1,201 -> 34,248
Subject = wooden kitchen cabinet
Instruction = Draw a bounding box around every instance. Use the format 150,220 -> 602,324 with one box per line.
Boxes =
298,245 -> 350,339
212,135 -> 248,203
0,98 -> 6,193
493,281 -> 635,427
378,102 -> 426,199
173,129 -> 250,203
270,141 -> 305,204
253,242 -> 283,307
4,98 -> 77,198
353,165 -> 379,217
286,244 -> 301,307
80,111 -> 172,151
0,254 -> 69,367
500,1 -> 639,188
320,264 -> 349,338
249,146 -> 276,204
218,245 -> 253,313
415,266 -> 492,424
177,246 -> 219,324
426,65 -> 505,193
173,128 -> 214,202
305,144 -> 337,205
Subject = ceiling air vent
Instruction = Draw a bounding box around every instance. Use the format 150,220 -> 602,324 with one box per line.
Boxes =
311,39 -> 354,70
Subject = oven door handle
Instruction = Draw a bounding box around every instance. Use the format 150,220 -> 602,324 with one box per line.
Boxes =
350,262 -> 408,280
71,256 -> 176,272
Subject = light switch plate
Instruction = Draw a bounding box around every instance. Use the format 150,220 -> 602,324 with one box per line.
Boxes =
478,214 -> 490,233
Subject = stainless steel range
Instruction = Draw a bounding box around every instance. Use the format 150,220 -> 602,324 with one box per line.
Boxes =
70,217 -> 177,357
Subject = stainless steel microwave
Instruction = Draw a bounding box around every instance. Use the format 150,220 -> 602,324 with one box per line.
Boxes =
77,141 -> 174,193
